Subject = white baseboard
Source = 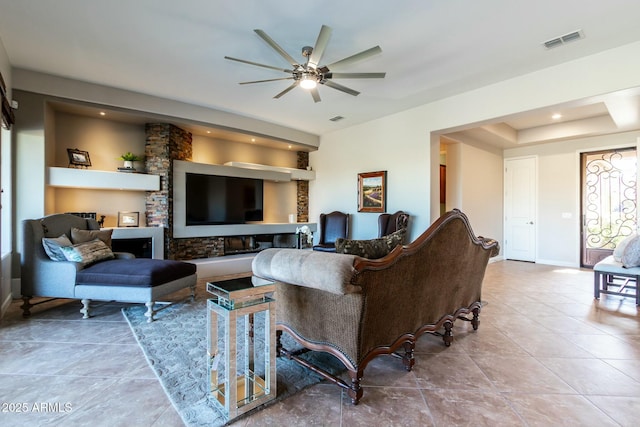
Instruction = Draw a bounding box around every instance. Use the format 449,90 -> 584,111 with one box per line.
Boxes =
12,278 -> 21,298
1,290 -> 12,319
534,259 -> 580,268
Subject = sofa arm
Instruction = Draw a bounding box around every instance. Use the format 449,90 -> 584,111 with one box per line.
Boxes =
252,248 -> 360,295
25,258 -> 82,298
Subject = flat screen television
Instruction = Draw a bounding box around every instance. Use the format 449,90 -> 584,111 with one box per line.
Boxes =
185,172 -> 264,225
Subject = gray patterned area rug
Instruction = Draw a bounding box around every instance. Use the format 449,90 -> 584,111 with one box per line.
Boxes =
122,296 -> 344,427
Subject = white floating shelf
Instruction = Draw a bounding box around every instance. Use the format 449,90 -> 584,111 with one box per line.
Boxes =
224,161 -> 315,181
47,167 -> 160,191
175,160 -> 290,182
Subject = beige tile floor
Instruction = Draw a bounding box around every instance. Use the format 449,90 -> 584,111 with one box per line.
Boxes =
1,260 -> 640,426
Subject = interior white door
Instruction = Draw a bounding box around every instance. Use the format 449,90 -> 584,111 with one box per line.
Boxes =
504,157 -> 536,262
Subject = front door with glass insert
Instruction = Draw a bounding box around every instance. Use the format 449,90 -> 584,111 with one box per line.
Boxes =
581,148 -> 637,267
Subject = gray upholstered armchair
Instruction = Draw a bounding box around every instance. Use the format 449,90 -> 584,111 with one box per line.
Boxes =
21,213 -> 197,321
253,209 -> 499,404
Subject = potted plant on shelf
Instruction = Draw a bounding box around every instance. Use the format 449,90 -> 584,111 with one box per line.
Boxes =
119,152 -> 141,170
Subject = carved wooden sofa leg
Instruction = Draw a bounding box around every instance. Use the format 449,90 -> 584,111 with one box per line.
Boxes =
402,341 -> 415,371
392,341 -> 415,371
472,307 -> 480,330
347,370 -> 363,405
443,320 -> 454,347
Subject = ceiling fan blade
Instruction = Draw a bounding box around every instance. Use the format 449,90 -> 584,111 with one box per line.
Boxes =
325,46 -> 382,70
274,82 -> 298,99
322,80 -> 360,97
239,77 -> 294,85
310,87 -> 321,103
329,72 -> 386,79
254,29 -> 299,66
308,25 -> 332,69
224,56 -> 292,73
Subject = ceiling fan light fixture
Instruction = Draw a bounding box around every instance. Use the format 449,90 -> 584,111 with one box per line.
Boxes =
226,25 -> 385,101
299,74 -> 317,90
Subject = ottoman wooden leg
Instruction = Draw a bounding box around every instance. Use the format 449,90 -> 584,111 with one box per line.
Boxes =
145,301 -> 155,323
80,299 -> 91,319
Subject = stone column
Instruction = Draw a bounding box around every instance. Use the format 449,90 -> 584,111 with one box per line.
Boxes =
145,123 -> 192,259
296,152 -> 309,223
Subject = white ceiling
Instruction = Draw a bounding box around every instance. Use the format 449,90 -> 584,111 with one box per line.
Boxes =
2,0 -> 640,147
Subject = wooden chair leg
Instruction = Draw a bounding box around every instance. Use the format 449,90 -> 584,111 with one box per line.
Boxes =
21,297 -> 33,318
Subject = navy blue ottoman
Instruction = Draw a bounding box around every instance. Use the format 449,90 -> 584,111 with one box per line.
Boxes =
75,258 -> 197,322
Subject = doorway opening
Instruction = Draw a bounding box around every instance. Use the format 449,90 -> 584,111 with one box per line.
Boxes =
581,148 -> 637,267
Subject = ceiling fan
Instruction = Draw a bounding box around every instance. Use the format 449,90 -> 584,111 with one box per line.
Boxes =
224,25 -> 385,103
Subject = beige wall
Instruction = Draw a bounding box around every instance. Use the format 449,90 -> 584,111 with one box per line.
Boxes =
455,142 -> 503,241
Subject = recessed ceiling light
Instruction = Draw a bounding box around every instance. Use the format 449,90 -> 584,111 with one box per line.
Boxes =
206,130 -> 211,134
99,111 -> 106,116
251,138 -> 256,142
288,145 -> 292,149
552,113 -> 562,120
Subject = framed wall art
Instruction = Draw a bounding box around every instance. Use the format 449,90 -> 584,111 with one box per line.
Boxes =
117,211 -> 140,227
358,170 -> 387,213
67,148 -> 92,168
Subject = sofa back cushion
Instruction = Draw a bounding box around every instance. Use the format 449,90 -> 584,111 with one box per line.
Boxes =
60,239 -> 115,267
42,234 -> 73,261
71,227 -> 113,248
335,228 -> 406,259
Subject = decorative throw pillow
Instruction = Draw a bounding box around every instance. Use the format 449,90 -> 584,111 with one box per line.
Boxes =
59,238 -> 115,267
614,234 -> 637,262
335,228 -> 406,259
42,234 -> 73,261
621,235 -> 640,268
70,227 -> 113,248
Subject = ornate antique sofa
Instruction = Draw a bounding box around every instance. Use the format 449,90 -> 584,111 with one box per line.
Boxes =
252,209 -> 499,404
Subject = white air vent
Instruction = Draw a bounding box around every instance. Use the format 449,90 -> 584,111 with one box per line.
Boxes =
329,115 -> 344,122
543,30 -> 584,49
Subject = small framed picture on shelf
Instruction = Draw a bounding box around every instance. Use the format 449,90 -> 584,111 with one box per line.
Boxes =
117,211 -> 140,227
67,148 -> 92,168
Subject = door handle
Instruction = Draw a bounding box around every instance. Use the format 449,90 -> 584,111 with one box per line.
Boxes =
528,221 -> 534,225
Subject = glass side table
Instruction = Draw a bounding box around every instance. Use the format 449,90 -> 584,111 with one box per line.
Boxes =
206,276 -> 276,420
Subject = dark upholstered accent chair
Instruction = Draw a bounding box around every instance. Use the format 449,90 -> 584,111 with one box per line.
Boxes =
253,209 -> 499,404
312,211 -> 349,252
378,211 -> 410,238
21,213 -> 197,322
